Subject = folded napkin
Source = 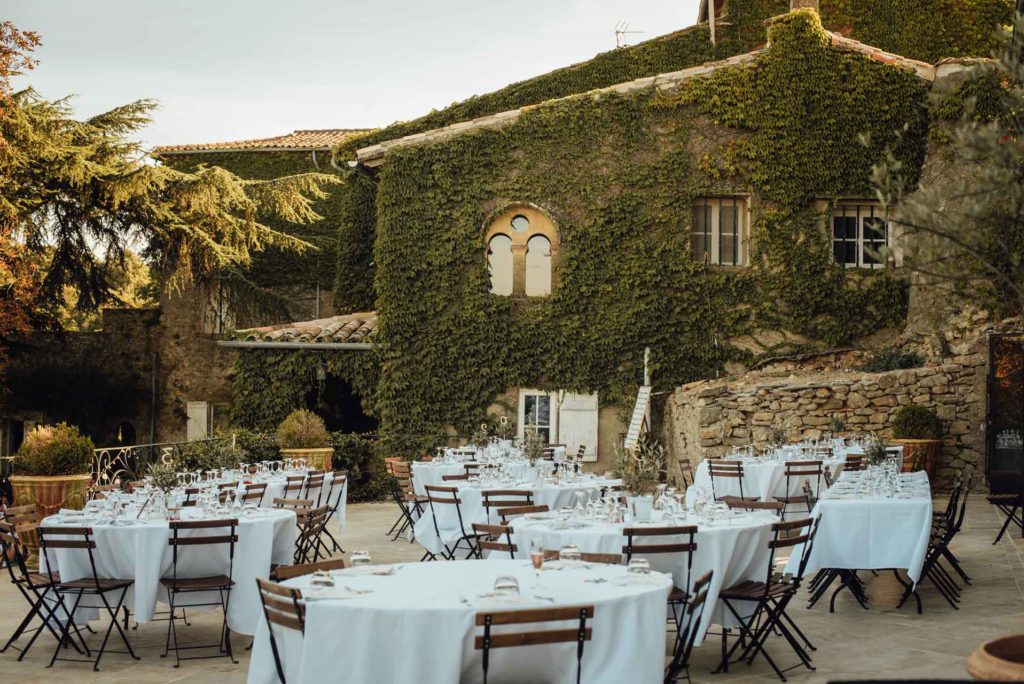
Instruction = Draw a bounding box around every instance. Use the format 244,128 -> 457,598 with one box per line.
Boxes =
303,587 -> 374,602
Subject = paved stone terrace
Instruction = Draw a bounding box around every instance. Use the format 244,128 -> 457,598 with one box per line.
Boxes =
2,499 -> 1022,683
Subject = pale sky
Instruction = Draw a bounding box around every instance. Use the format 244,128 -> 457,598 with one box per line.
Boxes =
8,0 -> 702,151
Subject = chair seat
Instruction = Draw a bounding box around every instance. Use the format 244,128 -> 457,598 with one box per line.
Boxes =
775,495 -> 809,504
668,586 -> 691,603
160,575 -> 234,590
718,495 -> 759,505
988,494 -> 1022,504
58,577 -> 133,592
719,580 -> 792,600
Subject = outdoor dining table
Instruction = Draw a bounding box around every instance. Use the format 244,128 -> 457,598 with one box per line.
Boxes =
413,477 -> 618,556
40,506 -> 296,635
411,460 -> 540,496
502,509 -> 777,642
689,454 -> 848,505
783,470 -> 933,585
232,471 -> 347,527
246,559 -> 672,684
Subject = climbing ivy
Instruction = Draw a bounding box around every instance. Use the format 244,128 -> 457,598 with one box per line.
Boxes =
362,11 -> 935,455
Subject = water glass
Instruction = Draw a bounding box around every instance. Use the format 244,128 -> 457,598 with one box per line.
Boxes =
310,569 -> 335,589
350,550 -> 371,566
627,558 -> 652,575
493,575 -> 520,600
559,544 -> 582,563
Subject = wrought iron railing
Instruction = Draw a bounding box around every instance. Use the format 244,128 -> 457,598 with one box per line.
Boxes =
92,438 -> 224,484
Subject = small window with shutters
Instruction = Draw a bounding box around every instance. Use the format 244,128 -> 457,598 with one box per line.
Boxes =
831,202 -> 891,269
691,196 -> 748,266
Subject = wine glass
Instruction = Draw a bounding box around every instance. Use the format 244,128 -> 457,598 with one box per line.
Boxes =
530,540 -> 544,586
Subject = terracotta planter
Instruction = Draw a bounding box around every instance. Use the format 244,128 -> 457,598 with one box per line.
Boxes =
967,635 -> 1024,680
10,473 -> 91,518
280,447 -> 334,472
894,438 -> 941,481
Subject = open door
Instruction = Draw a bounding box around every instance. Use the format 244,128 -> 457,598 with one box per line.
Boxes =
988,334 -> 1024,477
558,392 -> 599,462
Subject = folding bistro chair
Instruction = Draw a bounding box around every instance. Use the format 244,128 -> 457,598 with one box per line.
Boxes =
498,504 -> 550,524
717,517 -> 819,681
481,490 -> 533,523
161,519 -> 239,667
0,520 -> 89,660
387,460 -> 427,543
542,549 -> 622,564
36,526 -> 139,671
256,578 -> 305,684
302,471 -> 327,506
472,523 -> 517,559
708,461 -> 754,504
242,483 -> 268,508
474,605 -> 594,684
678,460 -> 695,490
424,485 -> 478,560
318,471 -> 348,555
988,471 -> 1023,544
842,455 -> 865,472
293,506 -> 329,564
622,525 -> 697,630
282,475 -> 306,498
272,558 -> 347,582
665,570 -> 714,684
775,461 -> 823,518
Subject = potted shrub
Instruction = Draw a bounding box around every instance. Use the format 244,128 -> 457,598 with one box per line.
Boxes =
891,405 -> 943,480
615,436 -> 666,523
10,423 -> 94,517
276,409 -> 333,471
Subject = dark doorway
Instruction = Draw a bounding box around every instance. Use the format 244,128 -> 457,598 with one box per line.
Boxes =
306,374 -> 377,434
988,334 -> 1024,476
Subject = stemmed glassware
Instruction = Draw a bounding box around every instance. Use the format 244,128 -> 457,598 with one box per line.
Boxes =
530,540 -> 544,586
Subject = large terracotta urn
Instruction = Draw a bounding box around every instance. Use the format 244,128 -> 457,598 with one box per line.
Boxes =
280,447 -> 334,472
10,473 -> 91,517
894,438 -> 941,481
967,635 -> 1024,680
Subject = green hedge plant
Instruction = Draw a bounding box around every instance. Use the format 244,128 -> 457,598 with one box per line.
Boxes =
858,348 -> 925,372
276,409 -> 330,449
891,405 -> 943,440
176,439 -> 245,472
12,423 -> 94,476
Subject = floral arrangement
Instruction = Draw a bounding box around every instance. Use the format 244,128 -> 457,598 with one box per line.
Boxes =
522,426 -> 546,464
12,423 -> 94,476
615,436 -> 666,497
470,423 -> 491,448
147,461 -> 179,493
276,409 -> 329,449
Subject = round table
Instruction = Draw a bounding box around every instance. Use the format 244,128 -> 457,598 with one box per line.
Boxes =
231,472 -> 347,527
41,506 -> 296,635
411,461 -> 539,496
413,478 -> 618,556
505,511 -> 777,642
689,456 -> 846,505
246,560 -> 672,684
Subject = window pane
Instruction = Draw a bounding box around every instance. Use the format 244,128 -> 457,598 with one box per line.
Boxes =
691,204 -> 710,262
524,395 -> 537,424
488,234 -> 513,295
833,216 -> 857,240
525,234 -> 552,297
536,396 -> 551,426
720,204 -> 739,266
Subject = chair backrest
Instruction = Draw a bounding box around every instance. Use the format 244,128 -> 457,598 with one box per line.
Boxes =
127,480 -> 146,493
273,497 -> 313,512
498,504 -> 549,523
543,549 -> 621,564
442,473 -> 470,482
472,523 -> 517,558
622,526 -> 697,591
541,447 -> 556,461
167,519 -> 239,583
1,504 -> 38,525
576,445 -> 586,460
218,481 -> 239,490
784,460 -> 822,489
474,605 -> 594,683
763,517 -> 817,588
295,506 -> 329,561
482,490 -> 533,514
0,519 -> 32,582
283,475 -> 306,495
256,577 -> 305,684
243,483 -> 268,504
823,467 -> 835,489
37,526 -> 102,589
273,557 -> 347,581
801,479 -> 817,509
843,454 -> 865,472
708,460 -> 744,500
326,471 -> 348,509
425,485 -> 461,505
725,500 -> 784,513
90,483 -> 120,500
678,460 -> 695,489
674,570 -> 713,677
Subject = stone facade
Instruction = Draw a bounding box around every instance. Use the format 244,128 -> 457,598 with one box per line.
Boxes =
663,309 -> 1023,490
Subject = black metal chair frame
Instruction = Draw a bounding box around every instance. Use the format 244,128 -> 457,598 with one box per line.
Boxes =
36,526 -> 139,671
708,460 -> 749,503
425,485 -> 477,561
623,525 -> 697,631
316,472 -> 348,556
161,519 -> 238,668
665,570 -> 713,684
476,605 -> 593,684
256,577 -> 304,684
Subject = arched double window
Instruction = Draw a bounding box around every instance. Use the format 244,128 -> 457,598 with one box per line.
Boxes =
485,205 -> 559,297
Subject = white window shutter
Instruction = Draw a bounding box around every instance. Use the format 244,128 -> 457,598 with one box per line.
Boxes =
186,401 -> 210,441
558,392 -> 599,462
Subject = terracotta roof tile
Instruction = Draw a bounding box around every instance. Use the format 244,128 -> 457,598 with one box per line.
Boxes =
153,129 -> 374,155
233,312 -> 378,345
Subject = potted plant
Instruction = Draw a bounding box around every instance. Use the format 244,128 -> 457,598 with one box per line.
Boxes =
864,433 -> 892,467
966,634 -> 1024,680
891,405 -> 943,479
522,426 -> 546,466
827,415 -> 847,441
10,423 -> 94,518
470,422 -> 491,448
276,409 -> 333,471
615,436 -> 666,522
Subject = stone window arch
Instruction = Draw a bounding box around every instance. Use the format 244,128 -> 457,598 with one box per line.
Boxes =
484,205 -> 559,297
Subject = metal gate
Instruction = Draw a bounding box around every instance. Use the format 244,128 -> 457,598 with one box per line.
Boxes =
987,333 -> 1024,476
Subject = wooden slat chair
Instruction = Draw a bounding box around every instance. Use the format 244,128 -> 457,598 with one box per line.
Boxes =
126,480 -> 146,494
90,483 -> 120,501
678,460 -> 696,490
482,490 -> 533,523
498,504 -> 550,524
182,487 -> 201,507
273,498 -> 313,513
464,462 -> 481,474
0,520 -> 90,661
541,447 -> 557,461
302,471 -> 328,506
282,475 -> 306,498
542,549 -> 621,564
37,526 -> 139,670
442,472 -> 470,482
842,455 -> 865,472
294,506 -> 329,564
272,558 -> 347,582
622,526 -> 697,630
576,445 -> 587,461
472,523 -> 517,559
724,500 -> 784,514
386,460 -> 427,542
242,483 -> 268,508
2,505 -> 39,569
256,578 -> 305,684
775,461 -> 823,518
424,485 -> 478,560
312,472 -> 348,557
716,518 -> 819,681
474,606 -> 594,684
161,519 -> 239,667
708,460 -> 754,504
665,570 -> 714,684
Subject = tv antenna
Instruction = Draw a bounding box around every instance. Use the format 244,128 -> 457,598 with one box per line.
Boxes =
614,20 -> 644,48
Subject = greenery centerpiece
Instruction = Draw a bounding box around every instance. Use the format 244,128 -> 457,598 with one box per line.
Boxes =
146,461 -> 179,494
522,426 -> 545,465
615,437 -> 666,522
891,405 -> 943,478
864,434 -> 892,467
276,409 -> 333,471
827,415 -> 847,440
10,423 -> 94,518
176,438 -> 245,473
470,423 -> 491,448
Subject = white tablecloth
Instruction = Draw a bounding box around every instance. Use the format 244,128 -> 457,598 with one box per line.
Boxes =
412,462 -> 539,496
782,471 -> 933,584
690,457 -> 846,504
247,560 -> 671,684
505,512 -> 775,642
233,472 -> 347,528
414,480 -> 616,555
41,508 -> 296,635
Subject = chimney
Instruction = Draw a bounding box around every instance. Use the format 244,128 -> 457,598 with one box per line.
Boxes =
791,0 -> 819,11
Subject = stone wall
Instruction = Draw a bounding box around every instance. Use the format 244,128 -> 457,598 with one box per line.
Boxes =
663,310 -> 1023,490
